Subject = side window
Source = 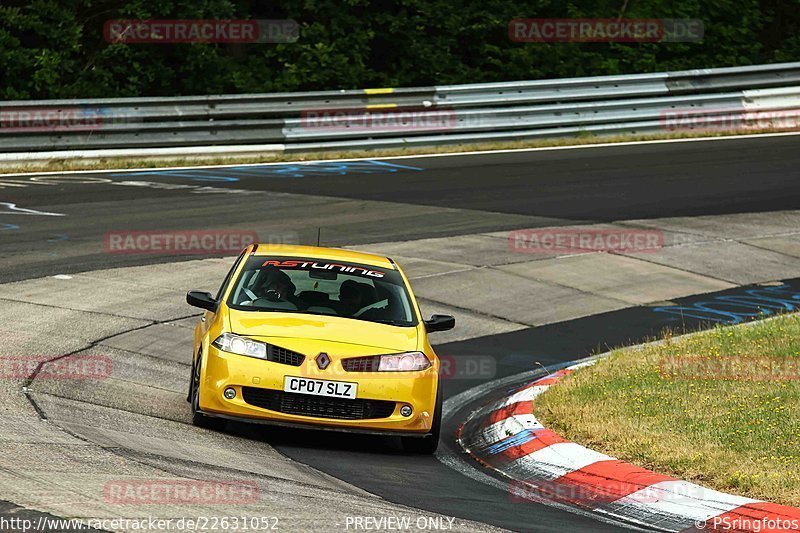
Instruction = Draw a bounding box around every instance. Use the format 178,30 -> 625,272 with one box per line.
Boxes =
216,251 -> 247,301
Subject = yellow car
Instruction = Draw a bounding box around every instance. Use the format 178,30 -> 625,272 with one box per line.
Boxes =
186,244 -> 455,453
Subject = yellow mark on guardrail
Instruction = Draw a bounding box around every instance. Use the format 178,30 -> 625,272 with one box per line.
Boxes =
364,88 -> 394,95
366,104 -> 398,110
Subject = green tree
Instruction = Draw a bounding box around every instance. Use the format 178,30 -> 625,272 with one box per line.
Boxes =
0,0 -> 797,99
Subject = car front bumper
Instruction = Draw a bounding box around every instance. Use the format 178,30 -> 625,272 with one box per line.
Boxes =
198,345 -> 439,434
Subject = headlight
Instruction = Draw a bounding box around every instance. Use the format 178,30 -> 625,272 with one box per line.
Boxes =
380,351 -> 430,371
212,333 -> 267,359
343,351 -> 431,372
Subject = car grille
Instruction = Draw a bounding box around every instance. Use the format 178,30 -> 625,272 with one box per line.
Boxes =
341,355 -> 381,372
266,344 -> 304,366
241,387 -> 396,420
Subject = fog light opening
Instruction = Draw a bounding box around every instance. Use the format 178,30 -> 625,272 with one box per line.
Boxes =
223,387 -> 236,400
400,405 -> 413,417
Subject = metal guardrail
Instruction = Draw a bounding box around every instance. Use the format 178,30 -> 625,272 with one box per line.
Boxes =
2,62 -> 800,157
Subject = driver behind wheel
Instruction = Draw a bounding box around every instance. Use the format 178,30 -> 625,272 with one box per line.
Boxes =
257,267 -> 301,308
338,280 -> 377,316
337,279 -> 364,316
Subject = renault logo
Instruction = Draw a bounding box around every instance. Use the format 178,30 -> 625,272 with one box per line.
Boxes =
316,352 -> 331,370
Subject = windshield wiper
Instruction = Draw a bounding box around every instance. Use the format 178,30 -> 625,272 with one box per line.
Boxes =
368,318 -> 413,327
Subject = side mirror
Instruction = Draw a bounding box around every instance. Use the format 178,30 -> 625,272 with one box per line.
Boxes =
424,314 -> 455,333
187,290 -> 217,312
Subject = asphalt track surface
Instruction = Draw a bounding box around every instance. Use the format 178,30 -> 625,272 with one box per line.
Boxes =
3,134 -> 800,283
2,135 -> 800,532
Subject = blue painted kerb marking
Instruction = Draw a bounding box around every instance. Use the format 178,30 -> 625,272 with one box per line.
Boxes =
484,428 -> 539,455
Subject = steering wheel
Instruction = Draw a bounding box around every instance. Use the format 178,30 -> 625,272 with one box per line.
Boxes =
264,288 -> 284,302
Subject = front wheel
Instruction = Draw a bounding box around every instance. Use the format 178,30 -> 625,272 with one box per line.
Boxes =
190,351 -> 226,431
401,387 -> 442,454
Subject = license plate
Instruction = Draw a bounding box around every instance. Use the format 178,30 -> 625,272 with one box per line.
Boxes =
284,376 -> 357,399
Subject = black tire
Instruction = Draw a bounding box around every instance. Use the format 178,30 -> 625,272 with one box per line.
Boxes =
190,351 -> 226,431
401,386 -> 442,454
186,360 -> 194,403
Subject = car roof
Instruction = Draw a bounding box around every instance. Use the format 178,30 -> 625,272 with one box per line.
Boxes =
250,244 -> 396,270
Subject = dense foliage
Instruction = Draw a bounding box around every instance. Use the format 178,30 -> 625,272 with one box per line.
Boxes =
1,0 -> 799,99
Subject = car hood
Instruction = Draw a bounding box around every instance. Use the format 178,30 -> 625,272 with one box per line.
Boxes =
227,308 -> 419,352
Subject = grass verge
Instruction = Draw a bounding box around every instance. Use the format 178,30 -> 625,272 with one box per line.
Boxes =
0,129 -> 791,175
535,313 -> 800,506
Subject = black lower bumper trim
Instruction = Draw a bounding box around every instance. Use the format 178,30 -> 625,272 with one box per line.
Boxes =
198,410 -> 431,438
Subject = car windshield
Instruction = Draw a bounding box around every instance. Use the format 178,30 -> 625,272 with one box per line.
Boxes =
227,256 -> 417,326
